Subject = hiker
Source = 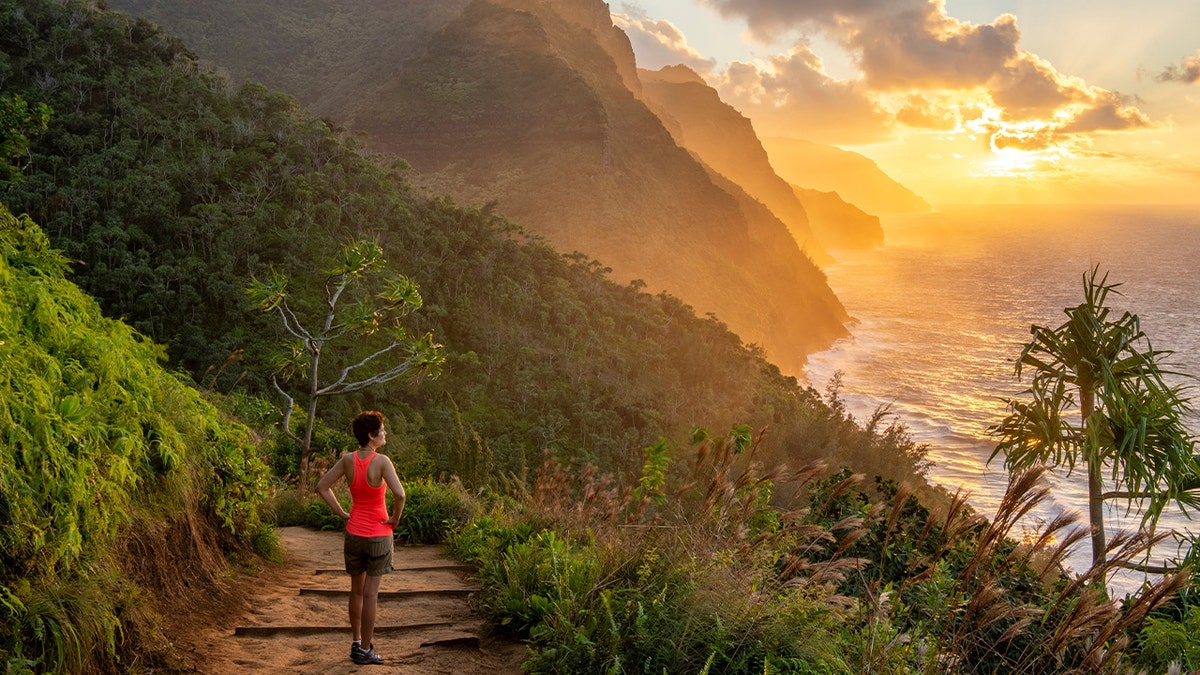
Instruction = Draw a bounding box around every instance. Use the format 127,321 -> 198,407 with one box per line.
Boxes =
316,410 -> 406,666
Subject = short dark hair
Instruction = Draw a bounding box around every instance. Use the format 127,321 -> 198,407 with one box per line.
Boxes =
351,410 -> 386,446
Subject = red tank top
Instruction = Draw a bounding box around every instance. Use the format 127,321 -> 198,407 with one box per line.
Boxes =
346,450 -> 392,537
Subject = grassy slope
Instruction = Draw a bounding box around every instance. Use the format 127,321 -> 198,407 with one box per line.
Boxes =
0,204 -> 271,673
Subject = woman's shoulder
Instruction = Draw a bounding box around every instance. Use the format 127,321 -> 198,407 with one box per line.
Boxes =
368,452 -> 394,468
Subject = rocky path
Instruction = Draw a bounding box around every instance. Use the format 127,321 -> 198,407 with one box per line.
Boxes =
170,527 -> 526,673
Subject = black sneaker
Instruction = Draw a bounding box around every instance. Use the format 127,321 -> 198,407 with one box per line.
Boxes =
350,640 -> 362,660
352,644 -> 384,665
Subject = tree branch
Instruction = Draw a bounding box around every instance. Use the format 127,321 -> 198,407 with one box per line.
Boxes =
274,300 -> 312,341
324,273 -> 348,333
318,322 -> 364,343
326,356 -> 423,395
271,374 -> 303,445
317,341 -> 403,395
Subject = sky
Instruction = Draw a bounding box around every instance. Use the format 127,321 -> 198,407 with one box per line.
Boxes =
612,0 -> 1200,205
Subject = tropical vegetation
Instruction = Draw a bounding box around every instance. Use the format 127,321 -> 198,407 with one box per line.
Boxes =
0,203 -> 271,673
1,0 -> 1198,673
991,268 -> 1200,567
248,237 -> 445,487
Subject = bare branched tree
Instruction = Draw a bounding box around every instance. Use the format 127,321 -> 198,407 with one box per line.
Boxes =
248,239 -> 444,487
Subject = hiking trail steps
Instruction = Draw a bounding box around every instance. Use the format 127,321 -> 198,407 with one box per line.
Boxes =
173,526 -> 526,673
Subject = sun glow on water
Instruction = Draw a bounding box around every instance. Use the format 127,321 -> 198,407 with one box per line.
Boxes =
805,204 -> 1200,594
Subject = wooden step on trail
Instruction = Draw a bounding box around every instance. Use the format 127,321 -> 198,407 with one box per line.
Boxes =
233,620 -> 456,638
298,587 -> 480,599
313,563 -> 476,574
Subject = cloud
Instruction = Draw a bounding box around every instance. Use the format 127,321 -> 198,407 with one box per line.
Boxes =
1059,92 -> 1151,133
694,0 -> 1155,141
988,53 -> 1081,119
961,87 -> 1150,156
612,12 -> 717,75
988,125 -> 1061,152
1157,50 -> 1200,84
709,43 -> 892,143
850,9 -> 1021,91
894,93 -> 966,130
699,0 -> 926,40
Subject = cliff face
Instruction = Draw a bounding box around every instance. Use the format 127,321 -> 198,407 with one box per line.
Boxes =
793,188 -> 884,251
111,0 -> 851,372
638,66 -> 820,255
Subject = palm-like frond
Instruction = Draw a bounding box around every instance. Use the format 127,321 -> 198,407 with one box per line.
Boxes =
990,266 -> 1199,564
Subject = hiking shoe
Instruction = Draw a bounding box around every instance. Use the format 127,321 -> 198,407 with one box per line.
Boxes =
352,644 -> 384,665
350,640 -> 362,660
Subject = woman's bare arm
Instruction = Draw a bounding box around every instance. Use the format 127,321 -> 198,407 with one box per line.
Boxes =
380,458 -> 406,527
316,454 -> 351,520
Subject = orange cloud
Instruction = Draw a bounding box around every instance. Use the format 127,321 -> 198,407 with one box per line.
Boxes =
1059,92 -> 1151,133
850,9 -> 1021,90
894,93 -> 963,130
694,0 -> 1155,144
988,54 -> 1081,119
709,44 -> 892,143
700,0 -> 926,39
1157,50 -> 1200,84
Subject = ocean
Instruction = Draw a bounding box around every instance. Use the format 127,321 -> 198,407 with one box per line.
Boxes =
803,203 -> 1200,593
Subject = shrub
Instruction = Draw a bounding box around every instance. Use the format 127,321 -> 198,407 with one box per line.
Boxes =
394,479 -> 479,544
264,478 -> 478,544
1134,604 -> 1200,673
453,434 -> 862,674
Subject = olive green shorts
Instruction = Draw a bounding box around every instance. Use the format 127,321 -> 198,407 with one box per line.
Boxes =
344,532 -> 394,577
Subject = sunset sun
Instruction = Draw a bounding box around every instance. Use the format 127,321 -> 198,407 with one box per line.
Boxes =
617,0 -> 1200,205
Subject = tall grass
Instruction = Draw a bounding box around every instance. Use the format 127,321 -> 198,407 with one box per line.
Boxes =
453,432 -> 875,673
451,428 -> 1194,674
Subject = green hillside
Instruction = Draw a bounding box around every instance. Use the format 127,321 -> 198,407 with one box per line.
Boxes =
0,203 -> 271,672
106,0 -> 851,376
0,0 -> 921,487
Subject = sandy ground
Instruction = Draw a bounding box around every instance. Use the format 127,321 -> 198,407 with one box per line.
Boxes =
164,527 -> 527,673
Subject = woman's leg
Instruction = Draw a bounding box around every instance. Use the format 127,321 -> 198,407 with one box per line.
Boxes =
349,571 -> 366,641
361,573 -> 384,649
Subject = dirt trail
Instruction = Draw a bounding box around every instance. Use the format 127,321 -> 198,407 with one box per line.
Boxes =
168,527 -> 527,673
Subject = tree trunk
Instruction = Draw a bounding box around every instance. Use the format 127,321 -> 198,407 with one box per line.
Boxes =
1082,382 -> 1106,566
299,342 -> 321,492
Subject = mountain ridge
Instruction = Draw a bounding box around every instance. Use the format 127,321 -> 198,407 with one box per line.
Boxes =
109,0 -> 850,373
638,65 -> 883,253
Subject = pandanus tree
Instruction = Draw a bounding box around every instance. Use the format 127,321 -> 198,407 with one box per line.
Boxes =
248,239 -> 444,488
990,267 -> 1200,568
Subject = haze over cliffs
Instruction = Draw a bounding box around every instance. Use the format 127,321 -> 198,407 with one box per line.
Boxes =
762,137 -> 931,215
638,65 -> 883,253
107,0 -> 930,371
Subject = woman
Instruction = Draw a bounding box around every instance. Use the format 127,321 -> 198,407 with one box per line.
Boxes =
316,410 -> 406,666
